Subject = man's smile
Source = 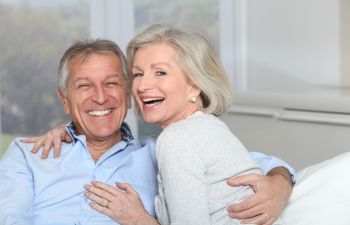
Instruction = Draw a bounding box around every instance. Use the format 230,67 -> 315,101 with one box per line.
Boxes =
87,108 -> 113,117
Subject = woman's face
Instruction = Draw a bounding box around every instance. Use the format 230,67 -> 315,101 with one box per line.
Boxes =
131,43 -> 200,128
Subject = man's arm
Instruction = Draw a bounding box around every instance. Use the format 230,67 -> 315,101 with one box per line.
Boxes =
249,151 -> 296,184
0,139 -> 34,225
226,152 -> 295,225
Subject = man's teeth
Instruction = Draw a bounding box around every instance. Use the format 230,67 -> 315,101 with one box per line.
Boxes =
88,109 -> 112,116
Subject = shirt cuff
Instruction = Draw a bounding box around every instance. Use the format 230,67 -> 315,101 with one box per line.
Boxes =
249,151 -> 297,185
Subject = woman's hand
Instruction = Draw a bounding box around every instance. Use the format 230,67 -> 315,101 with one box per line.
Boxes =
20,122 -> 71,158
226,169 -> 292,225
84,181 -> 159,225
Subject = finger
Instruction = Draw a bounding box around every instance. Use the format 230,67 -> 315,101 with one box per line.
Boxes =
116,182 -> 138,195
92,181 -> 123,196
229,203 -> 264,220
227,174 -> 261,188
31,139 -> 45,153
85,183 -> 121,207
85,189 -> 111,207
227,194 -> 261,213
263,218 -> 276,225
63,133 -> 73,143
20,137 -> 40,143
239,213 -> 270,225
41,137 -> 53,159
53,137 -> 62,158
89,201 -> 114,218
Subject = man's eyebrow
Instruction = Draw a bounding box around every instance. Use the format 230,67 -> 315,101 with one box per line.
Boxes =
72,77 -> 90,85
105,74 -> 123,80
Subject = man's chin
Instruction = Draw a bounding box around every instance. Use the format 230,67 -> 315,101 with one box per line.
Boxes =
87,128 -> 121,141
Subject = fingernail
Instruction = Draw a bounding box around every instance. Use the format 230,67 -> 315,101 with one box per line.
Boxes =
84,191 -> 90,196
84,184 -> 91,190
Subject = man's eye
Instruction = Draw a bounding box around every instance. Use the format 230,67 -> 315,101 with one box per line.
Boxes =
156,71 -> 167,76
78,84 -> 89,88
107,82 -> 119,86
133,72 -> 143,77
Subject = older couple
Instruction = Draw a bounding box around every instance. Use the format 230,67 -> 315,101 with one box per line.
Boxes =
0,25 -> 295,225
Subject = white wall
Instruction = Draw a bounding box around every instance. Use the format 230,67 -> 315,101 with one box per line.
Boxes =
222,106 -> 350,170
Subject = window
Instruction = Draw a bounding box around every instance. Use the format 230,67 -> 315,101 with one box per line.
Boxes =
0,0 -> 89,155
221,0 -> 350,113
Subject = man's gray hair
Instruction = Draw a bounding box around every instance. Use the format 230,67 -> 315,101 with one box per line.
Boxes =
57,39 -> 129,96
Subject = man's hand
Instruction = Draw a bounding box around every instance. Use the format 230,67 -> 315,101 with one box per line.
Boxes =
227,167 -> 293,225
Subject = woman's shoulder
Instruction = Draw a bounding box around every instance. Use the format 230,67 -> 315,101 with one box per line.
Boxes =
165,111 -> 222,132
158,111 -> 229,148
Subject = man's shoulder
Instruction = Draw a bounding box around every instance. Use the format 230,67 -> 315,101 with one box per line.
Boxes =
6,137 -> 33,153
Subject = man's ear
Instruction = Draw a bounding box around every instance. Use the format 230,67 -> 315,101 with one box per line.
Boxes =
57,90 -> 70,115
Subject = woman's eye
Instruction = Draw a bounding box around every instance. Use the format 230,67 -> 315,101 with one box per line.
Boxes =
156,71 -> 167,76
133,72 -> 143,77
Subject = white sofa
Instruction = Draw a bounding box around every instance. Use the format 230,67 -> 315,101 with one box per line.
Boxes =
280,152 -> 350,225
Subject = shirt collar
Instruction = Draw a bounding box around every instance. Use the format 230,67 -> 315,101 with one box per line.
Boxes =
65,121 -> 134,145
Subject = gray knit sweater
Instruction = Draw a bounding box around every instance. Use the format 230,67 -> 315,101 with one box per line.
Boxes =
155,111 -> 262,225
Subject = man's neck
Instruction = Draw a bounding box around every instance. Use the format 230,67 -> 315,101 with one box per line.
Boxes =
87,134 -> 122,162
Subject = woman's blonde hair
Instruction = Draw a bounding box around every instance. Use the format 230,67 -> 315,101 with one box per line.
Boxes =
127,24 -> 233,116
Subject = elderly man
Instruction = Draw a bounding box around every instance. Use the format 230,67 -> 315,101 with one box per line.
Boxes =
0,39 -> 295,225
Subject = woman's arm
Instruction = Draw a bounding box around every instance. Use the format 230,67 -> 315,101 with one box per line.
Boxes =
20,122 -> 71,158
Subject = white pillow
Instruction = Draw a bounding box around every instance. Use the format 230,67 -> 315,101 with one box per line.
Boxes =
281,152 -> 350,225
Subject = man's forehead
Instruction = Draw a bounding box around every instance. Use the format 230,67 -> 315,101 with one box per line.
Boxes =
69,52 -> 121,65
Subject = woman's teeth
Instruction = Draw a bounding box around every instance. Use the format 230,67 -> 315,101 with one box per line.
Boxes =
142,97 -> 164,106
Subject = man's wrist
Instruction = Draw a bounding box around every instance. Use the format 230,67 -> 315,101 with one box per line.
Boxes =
267,166 -> 295,187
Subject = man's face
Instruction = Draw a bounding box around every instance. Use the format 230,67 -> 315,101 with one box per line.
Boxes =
58,53 -> 129,143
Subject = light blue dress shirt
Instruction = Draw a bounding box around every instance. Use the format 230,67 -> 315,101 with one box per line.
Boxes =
0,123 -> 158,225
0,123 -> 296,225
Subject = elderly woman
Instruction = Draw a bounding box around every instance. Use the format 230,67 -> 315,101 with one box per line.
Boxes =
123,24 -> 266,225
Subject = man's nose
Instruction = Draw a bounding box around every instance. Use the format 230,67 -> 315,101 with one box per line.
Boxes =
92,86 -> 108,104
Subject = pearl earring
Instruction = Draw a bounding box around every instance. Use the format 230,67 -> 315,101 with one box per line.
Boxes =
191,96 -> 197,103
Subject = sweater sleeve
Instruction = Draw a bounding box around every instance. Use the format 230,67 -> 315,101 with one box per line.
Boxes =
157,130 -> 210,225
